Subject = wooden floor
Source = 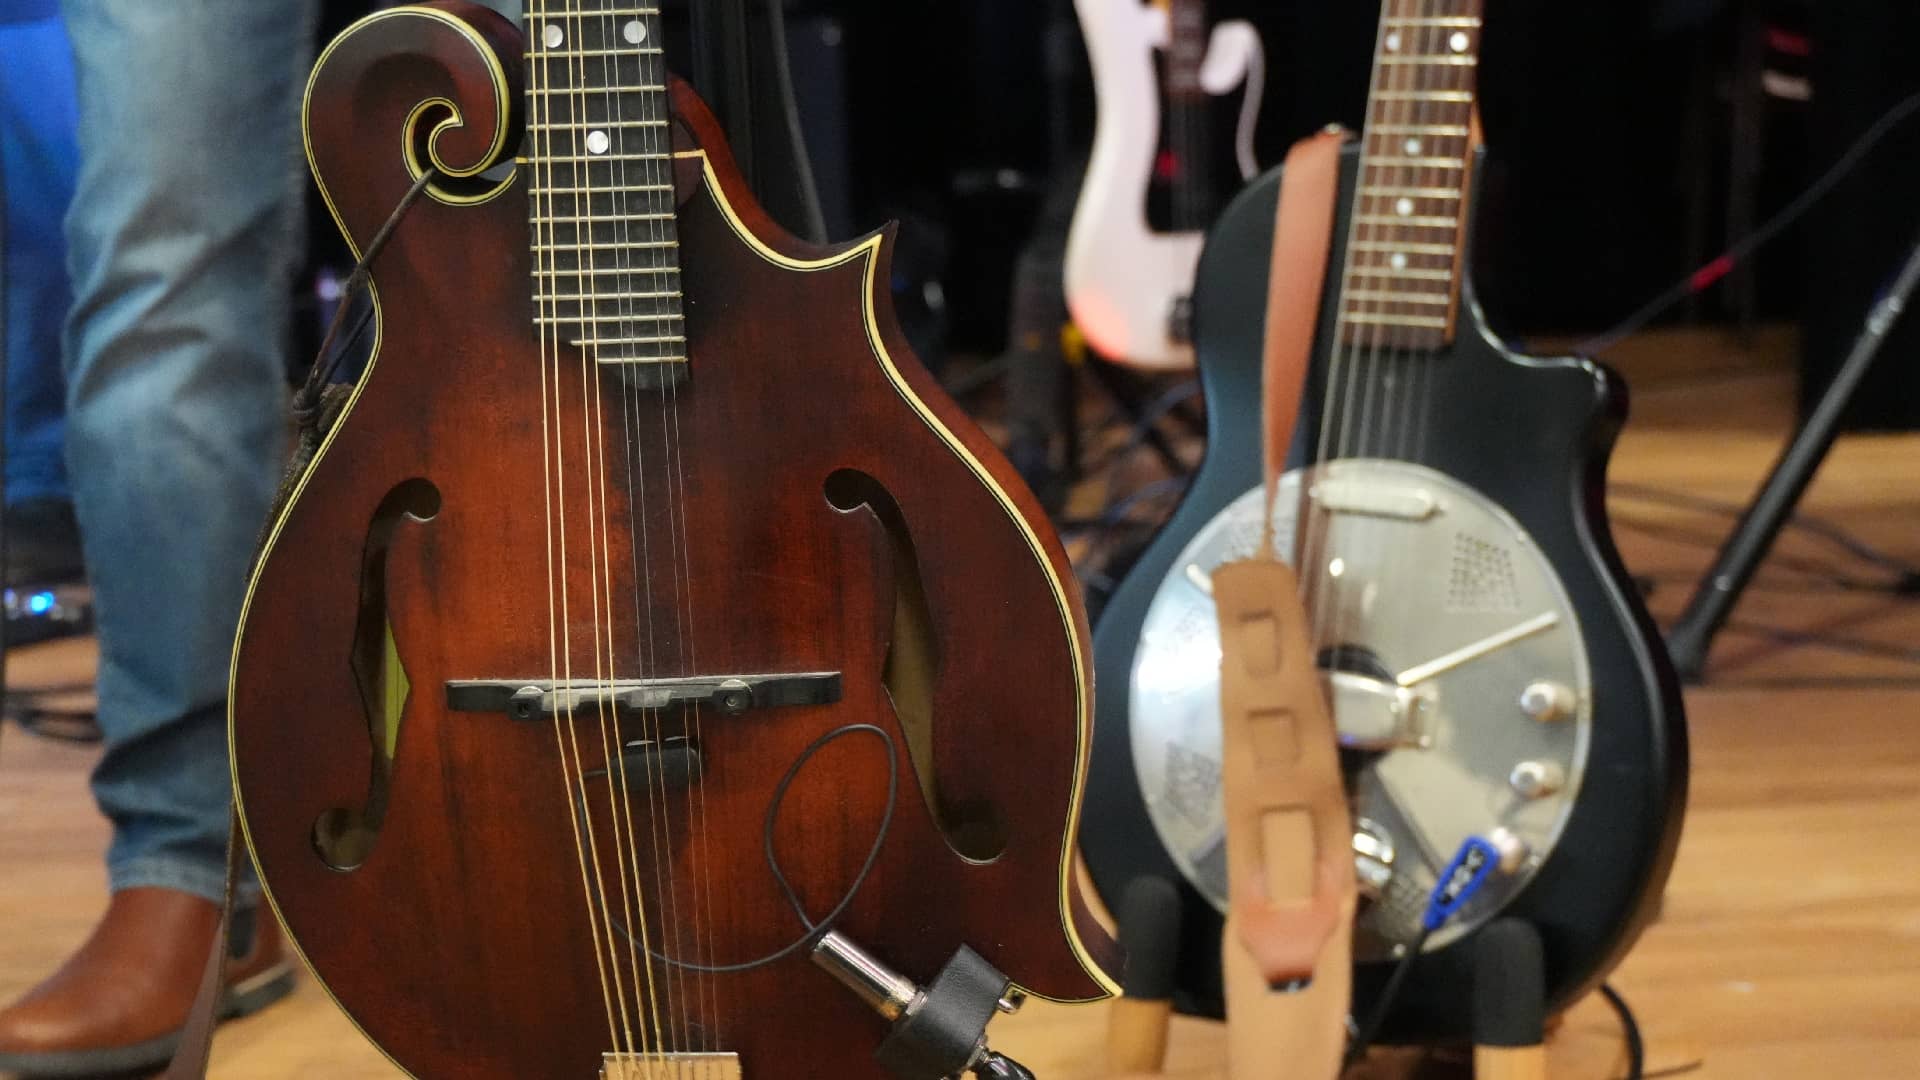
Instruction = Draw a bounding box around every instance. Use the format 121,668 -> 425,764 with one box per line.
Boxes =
2,367 -> 1917,1078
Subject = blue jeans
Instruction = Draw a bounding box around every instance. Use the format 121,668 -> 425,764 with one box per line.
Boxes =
0,9 -> 77,506
59,0 -> 527,906
60,0 -> 317,904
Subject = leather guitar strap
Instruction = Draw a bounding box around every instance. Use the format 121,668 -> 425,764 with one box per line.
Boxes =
1211,128 -> 1356,1080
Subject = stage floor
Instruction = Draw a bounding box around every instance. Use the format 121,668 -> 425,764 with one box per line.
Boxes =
2,365 -> 1916,1078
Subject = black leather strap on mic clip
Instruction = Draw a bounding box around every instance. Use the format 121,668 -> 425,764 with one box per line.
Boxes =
811,933 -> 1038,1080
162,165 -> 438,1080
873,947 -> 1019,1080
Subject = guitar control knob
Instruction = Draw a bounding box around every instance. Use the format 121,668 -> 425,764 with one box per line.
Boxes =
1518,681 -> 1576,722
1508,761 -> 1565,800
1352,818 -> 1396,899
1486,827 -> 1531,874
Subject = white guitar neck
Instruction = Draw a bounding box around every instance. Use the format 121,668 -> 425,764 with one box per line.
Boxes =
1066,0 -> 1265,370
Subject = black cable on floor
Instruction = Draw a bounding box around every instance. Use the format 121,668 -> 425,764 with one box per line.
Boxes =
1599,982 -> 1645,1080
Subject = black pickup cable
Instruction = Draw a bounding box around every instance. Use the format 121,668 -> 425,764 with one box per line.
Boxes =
258,166 -> 438,539
1344,837 -> 1501,1068
298,166 -> 438,412
582,722 -> 901,975
1341,925 -> 1433,1070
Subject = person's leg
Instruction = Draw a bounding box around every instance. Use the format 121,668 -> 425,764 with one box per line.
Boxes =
0,13 -> 84,587
0,1 -> 314,1069
60,0 -> 315,905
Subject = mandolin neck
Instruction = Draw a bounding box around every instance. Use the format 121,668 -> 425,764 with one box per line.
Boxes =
523,1 -> 689,374
1336,0 -> 1484,352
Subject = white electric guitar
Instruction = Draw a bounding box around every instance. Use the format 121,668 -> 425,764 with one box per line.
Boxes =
1067,0 -> 1264,371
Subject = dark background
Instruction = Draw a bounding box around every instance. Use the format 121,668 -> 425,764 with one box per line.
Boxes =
317,0 -> 1920,429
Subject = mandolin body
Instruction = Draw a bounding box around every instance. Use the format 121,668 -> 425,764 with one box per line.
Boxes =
1082,147 -> 1688,1039
230,6 -> 1116,1078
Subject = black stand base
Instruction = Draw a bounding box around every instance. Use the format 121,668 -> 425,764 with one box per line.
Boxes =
1472,919 -> 1547,1054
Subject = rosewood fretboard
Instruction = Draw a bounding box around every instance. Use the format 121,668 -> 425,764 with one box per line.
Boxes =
523,1 -> 687,372
1337,0 -> 1484,352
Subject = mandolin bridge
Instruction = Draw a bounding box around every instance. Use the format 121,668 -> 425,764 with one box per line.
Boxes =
601,1052 -> 740,1080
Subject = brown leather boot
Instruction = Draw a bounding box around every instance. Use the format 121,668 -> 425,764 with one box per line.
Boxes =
0,887 -> 294,1078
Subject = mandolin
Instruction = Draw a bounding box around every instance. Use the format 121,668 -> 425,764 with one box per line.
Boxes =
1081,0 -> 1687,1041
1066,0 -> 1264,371
228,3 -> 1117,1077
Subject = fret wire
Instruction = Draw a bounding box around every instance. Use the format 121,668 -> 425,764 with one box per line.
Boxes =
1359,186 -> 1463,198
1382,17 -> 1480,27
526,184 -> 674,193
1343,291 -> 1452,305
1356,215 -> 1462,228
533,153 -> 674,163
529,6 -> 661,16
529,212 -> 674,225
527,47 -> 663,59
538,291 -> 682,302
1379,55 -> 1478,65
1371,90 -> 1473,102
1347,267 -> 1453,282
537,313 -> 682,324
528,86 -> 665,96
1351,240 -> 1456,255
1368,124 -> 1471,135
1363,156 -> 1467,170
572,335 -> 687,346
533,243 -> 679,253
1342,313 -> 1448,329
534,266 -> 679,277
527,119 -> 669,131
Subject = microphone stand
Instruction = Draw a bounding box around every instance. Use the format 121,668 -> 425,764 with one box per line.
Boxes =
1664,221 -> 1920,681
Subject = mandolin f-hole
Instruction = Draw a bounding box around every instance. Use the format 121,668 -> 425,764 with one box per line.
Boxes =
824,468 -> 1008,863
312,477 -> 441,872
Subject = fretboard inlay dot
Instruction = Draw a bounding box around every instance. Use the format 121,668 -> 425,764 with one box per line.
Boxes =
1396,198 -> 1415,216
585,130 -> 610,155
1405,138 -> 1423,156
542,24 -> 564,48
1450,31 -> 1471,52
1385,31 -> 1402,51
623,19 -> 645,44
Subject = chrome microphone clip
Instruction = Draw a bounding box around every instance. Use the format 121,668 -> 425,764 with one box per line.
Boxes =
811,932 -> 1035,1080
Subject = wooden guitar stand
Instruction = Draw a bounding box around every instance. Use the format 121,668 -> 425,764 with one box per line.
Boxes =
1104,910 -> 1697,1080
1099,909 -> 1536,1079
